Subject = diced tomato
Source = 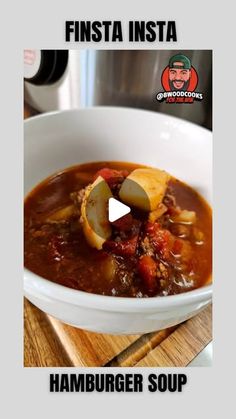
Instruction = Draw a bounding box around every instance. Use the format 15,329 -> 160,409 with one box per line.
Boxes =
172,239 -> 184,256
137,255 -> 158,292
94,168 -> 129,188
145,222 -> 161,235
103,235 -> 138,256
145,222 -> 172,260
112,213 -> 134,231
112,216 -> 141,238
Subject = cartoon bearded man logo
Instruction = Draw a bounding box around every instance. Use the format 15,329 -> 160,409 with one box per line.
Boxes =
168,54 -> 192,91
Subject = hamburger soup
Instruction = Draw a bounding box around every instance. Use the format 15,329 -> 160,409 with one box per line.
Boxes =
24,162 -> 212,298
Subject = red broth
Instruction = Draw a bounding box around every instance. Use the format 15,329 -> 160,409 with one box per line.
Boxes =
24,162 -> 212,297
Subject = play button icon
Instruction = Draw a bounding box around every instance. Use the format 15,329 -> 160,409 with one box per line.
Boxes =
83,175 -> 150,244
108,197 -> 131,223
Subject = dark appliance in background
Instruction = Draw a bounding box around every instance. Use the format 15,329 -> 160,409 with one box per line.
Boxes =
24,49 -> 212,129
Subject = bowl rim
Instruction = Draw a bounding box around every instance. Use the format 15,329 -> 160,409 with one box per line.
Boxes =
24,107 -> 212,313
24,268 -> 212,313
24,106 -> 212,135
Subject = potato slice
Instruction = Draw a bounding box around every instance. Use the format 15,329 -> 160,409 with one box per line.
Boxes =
81,176 -> 112,250
119,168 -> 170,211
171,209 -> 196,225
46,204 -> 75,223
100,255 -> 117,281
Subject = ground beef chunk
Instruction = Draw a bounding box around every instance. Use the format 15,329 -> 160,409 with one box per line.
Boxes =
140,236 -> 154,256
70,188 -> 86,214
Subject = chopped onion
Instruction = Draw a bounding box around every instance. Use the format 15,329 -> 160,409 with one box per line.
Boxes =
148,203 -> 167,222
171,209 -> 196,225
193,227 -> 205,245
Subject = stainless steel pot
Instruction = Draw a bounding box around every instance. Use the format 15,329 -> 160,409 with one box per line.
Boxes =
24,49 -> 212,129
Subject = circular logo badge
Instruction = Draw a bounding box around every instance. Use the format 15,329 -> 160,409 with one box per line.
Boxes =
161,66 -> 198,92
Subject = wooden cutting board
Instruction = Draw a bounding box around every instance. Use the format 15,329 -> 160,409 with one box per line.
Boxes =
24,299 -> 212,367
24,104 -> 212,367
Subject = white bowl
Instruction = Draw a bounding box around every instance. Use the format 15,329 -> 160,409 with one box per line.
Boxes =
24,107 -> 212,334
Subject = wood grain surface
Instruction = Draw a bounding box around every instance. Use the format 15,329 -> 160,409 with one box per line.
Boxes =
23,104 -> 212,368
24,299 -> 71,367
24,299 -> 212,367
136,304 -> 212,367
24,299 -> 139,367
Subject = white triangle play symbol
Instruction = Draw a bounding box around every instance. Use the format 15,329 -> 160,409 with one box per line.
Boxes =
108,197 -> 131,223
